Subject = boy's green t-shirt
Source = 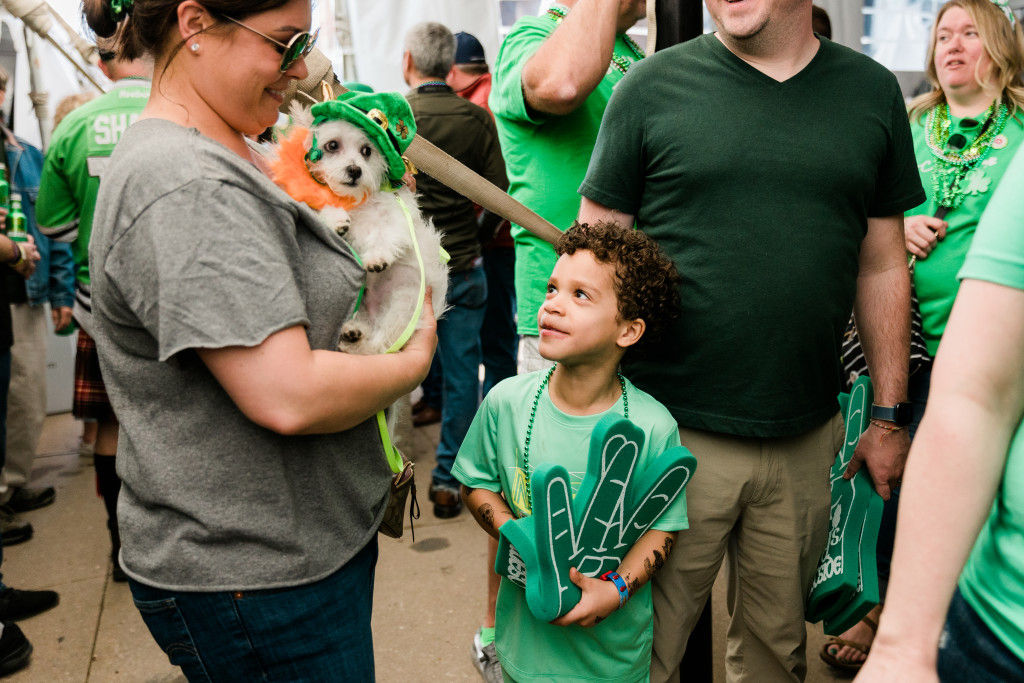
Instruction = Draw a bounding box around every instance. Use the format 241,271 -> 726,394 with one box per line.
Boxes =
908,113 -> 1024,355
489,14 -> 641,337
956,143 -> 1024,665
453,371 -> 688,682
579,35 -> 925,438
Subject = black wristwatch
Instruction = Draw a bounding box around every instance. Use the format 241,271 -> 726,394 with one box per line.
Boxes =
871,402 -> 913,427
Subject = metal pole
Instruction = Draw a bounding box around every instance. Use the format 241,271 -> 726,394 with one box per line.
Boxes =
21,26 -> 48,146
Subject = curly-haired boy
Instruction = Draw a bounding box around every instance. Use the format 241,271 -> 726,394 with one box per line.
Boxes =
454,221 -> 686,682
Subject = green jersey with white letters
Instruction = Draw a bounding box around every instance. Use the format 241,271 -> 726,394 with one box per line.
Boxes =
36,78 -> 149,331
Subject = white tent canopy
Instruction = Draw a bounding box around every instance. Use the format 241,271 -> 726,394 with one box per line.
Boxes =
344,0 -> 501,94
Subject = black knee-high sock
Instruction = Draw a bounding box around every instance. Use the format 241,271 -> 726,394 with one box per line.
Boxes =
94,454 -> 121,555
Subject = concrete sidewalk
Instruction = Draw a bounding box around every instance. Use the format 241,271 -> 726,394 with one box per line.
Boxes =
1,411 -> 851,682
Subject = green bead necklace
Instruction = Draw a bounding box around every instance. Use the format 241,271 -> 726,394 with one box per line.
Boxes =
545,5 -> 645,76
521,364 -> 629,507
924,101 -> 1009,209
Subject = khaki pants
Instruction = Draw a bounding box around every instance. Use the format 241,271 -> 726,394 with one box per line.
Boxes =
3,304 -> 47,496
651,414 -> 844,683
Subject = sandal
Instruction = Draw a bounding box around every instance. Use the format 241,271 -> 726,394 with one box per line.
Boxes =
819,613 -> 878,672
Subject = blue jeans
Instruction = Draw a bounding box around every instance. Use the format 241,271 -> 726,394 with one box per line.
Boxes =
937,587 -> 1024,682
875,363 -> 931,598
129,537 -> 378,682
480,247 -> 517,399
433,266 -> 487,487
420,354 -> 442,410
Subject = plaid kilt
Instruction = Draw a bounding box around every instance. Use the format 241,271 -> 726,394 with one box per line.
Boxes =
74,329 -> 115,422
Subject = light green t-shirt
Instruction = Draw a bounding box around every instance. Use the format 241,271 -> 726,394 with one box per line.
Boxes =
956,142 -> 1024,665
453,371 -> 688,682
36,78 -> 150,331
907,110 -> 1024,355
489,13 -> 641,337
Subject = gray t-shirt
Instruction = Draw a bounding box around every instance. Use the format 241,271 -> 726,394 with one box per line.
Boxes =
90,118 -> 390,591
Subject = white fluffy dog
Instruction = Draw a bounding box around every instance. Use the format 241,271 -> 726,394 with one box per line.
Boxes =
280,104 -> 448,355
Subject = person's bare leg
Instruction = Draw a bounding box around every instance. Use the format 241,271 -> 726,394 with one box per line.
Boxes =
485,536 -> 498,628
81,420 -> 98,450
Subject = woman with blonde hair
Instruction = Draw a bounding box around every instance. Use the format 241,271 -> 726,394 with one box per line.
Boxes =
822,0 -> 1024,671
80,0 -> 436,680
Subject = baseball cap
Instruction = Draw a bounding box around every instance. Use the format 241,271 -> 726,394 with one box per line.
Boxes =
454,32 -> 486,65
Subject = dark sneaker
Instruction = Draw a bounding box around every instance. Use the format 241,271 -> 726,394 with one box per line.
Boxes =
472,629 -> 503,683
0,508 -> 32,547
0,623 -> 31,676
428,482 -> 462,518
0,588 -> 59,622
6,487 -> 56,513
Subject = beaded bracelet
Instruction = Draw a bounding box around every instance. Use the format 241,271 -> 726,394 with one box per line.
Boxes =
5,241 -> 23,267
870,419 -> 904,432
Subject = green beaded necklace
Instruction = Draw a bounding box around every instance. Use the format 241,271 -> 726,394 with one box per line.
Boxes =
924,101 -> 1009,209
545,5 -> 645,76
521,364 -> 629,508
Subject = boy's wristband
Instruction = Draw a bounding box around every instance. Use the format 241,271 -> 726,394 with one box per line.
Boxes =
600,570 -> 629,608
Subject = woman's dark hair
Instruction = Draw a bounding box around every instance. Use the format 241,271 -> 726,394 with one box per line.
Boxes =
84,0 -> 293,61
556,221 -> 682,358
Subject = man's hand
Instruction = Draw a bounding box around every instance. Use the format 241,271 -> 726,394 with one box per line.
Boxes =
904,215 -> 947,260
844,423 -> 909,501
52,306 -> 73,333
10,236 -> 40,279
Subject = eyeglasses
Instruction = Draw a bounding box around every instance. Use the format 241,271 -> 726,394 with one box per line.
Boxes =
222,15 -> 318,72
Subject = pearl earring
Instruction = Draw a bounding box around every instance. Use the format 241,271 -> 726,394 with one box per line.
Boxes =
190,43 -> 200,53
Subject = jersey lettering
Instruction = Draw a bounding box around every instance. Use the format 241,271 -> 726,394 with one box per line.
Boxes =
92,113 -> 139,146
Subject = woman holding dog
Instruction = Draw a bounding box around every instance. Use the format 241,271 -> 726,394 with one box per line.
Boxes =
83,0 -> 435,679
823,0 -> 1024,672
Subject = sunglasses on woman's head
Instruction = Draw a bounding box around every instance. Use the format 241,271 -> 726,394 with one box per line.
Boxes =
222,15 -> 318,72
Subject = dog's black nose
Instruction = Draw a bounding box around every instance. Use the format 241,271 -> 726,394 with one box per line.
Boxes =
346,165 -> 362,180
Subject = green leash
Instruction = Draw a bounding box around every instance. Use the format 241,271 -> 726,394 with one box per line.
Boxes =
373,193 -> 449,473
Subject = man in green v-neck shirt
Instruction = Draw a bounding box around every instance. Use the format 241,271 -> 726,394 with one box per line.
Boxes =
579,1 -> 925,680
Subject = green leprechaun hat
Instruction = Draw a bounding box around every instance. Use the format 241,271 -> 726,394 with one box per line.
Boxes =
310,91 -> 416,185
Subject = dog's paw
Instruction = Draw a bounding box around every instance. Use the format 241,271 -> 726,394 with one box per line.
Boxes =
340,321 -> 364,344
365,259 -> 390,273
320,206 -> 352,235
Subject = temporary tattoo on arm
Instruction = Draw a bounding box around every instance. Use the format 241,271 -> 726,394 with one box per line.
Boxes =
481,504 -> 496,531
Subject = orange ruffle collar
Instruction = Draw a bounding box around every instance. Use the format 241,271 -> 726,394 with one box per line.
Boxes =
269,126 -> 368,211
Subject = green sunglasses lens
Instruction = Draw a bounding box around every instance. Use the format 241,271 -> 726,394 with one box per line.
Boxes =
281,29 -> 318,70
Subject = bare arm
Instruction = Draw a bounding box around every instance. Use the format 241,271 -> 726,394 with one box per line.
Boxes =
552,529 -> 676,627
197,298 -> 436,436
844,213 -> 911,500
858,279 -> 1024,680
577,196 -> 634,228
522,0 -> 623,115
463,485 -> 518,540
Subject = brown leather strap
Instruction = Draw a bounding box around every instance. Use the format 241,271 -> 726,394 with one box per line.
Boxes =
404,135 -> 562,245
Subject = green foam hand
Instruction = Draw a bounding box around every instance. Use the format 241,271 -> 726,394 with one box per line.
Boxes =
806,375 -> 885,635
495,414 -> 697,622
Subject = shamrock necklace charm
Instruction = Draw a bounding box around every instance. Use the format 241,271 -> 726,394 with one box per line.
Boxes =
925,101 -> 1009,209
521,365 -> 629,509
